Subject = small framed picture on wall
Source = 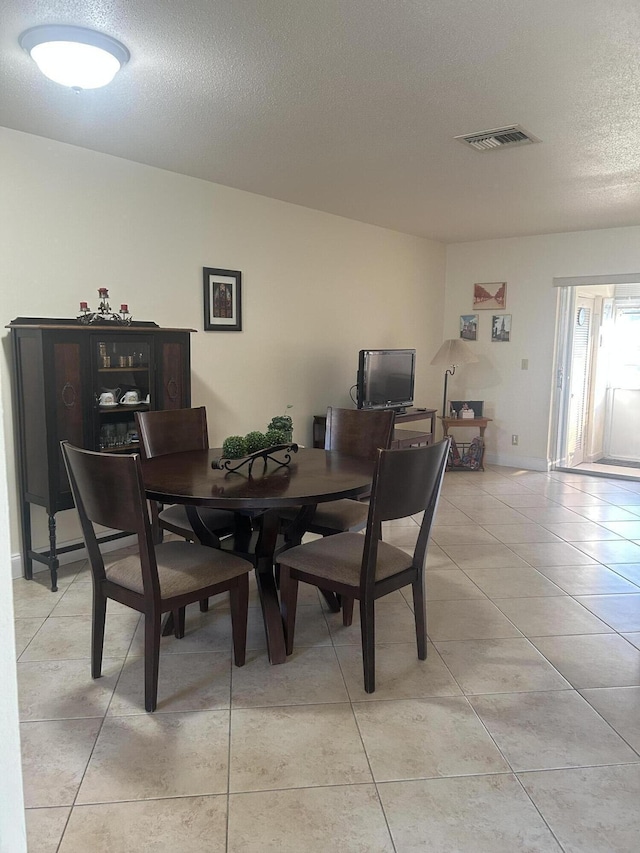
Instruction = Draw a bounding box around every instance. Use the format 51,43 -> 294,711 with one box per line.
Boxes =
491,314 -> 511,342
459,314 -> 478,341
203,267 -> 242,331
473,282 -> 506,310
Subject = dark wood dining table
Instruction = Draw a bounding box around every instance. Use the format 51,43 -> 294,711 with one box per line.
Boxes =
141,447 -> 374,664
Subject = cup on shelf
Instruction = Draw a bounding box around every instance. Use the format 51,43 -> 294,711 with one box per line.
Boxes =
119,390 -> 140,405
99,391 -> 117,406
101,356 -> 111,368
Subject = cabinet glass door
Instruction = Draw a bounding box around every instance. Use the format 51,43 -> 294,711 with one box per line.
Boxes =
93,336 -> 151,452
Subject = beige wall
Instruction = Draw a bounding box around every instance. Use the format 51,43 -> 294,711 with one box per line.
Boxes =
0,127 -> 446,563
445,227 -> 640,469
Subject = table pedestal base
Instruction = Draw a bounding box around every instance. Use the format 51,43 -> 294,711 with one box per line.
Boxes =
253,510 -> 286,664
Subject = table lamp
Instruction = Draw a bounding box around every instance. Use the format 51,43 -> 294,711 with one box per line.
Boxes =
430,339 -> 479,417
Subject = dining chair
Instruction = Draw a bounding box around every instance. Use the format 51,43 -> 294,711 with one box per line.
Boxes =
279,438 -> 450,693
62,441 -> 251,712
283,406 -> 395,535
280,406 -> 395,621
135,407 -> 236,546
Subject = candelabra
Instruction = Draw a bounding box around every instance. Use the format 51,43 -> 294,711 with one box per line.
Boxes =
77,289 -> 132,324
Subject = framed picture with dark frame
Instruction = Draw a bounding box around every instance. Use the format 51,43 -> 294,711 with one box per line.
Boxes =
203,267 -> 242,331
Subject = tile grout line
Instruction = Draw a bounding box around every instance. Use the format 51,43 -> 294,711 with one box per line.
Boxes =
54,608 -> 141,847
510,770 -> 569,852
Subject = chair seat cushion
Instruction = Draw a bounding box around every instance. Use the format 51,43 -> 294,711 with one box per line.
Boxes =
106,541 -> 251,599
159,504 -> 235,536
281,532 -> 412,587
280,499 -> 368,532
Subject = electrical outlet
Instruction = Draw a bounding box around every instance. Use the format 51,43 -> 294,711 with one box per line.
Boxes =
521,359 -> 529,370
512,434 -> 519,445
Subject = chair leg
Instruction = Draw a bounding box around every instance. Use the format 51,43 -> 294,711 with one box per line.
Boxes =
280,566 -> 299,656
319,588 -> 341,612
173,607 -> 186,639
91,588 -> 107,679
360,598 -> 376,693
412,579 -> 427,660
342,596 -> 355,627
199,598 -> 209,612
144,611 -> 162,712
150,502 -> 163,544
229,574 -> 249,667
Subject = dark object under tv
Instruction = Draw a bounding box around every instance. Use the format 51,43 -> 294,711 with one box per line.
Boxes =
357,349 -> 416,412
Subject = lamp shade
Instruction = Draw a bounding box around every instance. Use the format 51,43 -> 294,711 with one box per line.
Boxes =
20,25 -> 129,89
430,338 -> 479,368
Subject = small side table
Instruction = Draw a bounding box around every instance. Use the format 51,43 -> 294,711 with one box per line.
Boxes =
439,417 -> 492,471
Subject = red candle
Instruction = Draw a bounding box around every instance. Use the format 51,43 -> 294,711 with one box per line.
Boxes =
98,288 -> 109,298
80,301 -> 88,310
120,304 -> 128,312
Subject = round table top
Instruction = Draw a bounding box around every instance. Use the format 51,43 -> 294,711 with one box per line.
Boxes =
141,447 -> 374,510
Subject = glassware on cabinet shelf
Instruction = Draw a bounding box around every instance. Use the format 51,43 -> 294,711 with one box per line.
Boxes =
99,424 -> 116,449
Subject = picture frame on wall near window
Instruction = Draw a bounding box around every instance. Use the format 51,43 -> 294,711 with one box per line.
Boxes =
473,281 -> 506,310
203,267 -> 242,331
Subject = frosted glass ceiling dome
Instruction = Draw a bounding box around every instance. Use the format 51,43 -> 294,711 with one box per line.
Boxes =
19,25 -> 129,90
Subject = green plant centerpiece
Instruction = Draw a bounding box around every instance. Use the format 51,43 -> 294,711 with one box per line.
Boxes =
245,430 -> 269,454
214,405 -> 297,472
221,435 -> 247,459
267,404 -> 293,444
265,427 -> 288,446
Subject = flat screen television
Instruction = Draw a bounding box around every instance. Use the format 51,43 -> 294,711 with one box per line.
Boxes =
357,349 -> 416,411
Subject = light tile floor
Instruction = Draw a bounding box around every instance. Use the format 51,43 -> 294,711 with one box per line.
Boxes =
14,464 -> 640,852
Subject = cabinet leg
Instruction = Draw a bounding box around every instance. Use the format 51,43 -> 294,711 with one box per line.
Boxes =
21,500 -> 33,580
48,514 -> 59,592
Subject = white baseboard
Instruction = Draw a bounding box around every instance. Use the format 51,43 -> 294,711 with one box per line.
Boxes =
483,452 -> 550,472
11,534 -> 138,580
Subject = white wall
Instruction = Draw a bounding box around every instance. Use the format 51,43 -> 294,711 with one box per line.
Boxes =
445,227 -> 640,469
0,127 -> 446,564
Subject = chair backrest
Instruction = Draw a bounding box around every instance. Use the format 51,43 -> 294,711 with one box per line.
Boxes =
135,407 -> 209,460
360,438 -> 451,592
61,442 -> 159,598
324,407 -> 395,460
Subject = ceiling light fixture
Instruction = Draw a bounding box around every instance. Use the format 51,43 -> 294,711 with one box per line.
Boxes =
19,25 -> 129,90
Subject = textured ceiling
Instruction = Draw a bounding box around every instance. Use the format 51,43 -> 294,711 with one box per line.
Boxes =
2,0 -> 640,242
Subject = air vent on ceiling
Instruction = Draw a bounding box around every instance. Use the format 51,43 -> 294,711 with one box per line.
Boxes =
455,125 -> 540,151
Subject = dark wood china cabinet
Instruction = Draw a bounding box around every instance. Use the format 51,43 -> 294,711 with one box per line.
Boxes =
7,318 -> 193,590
